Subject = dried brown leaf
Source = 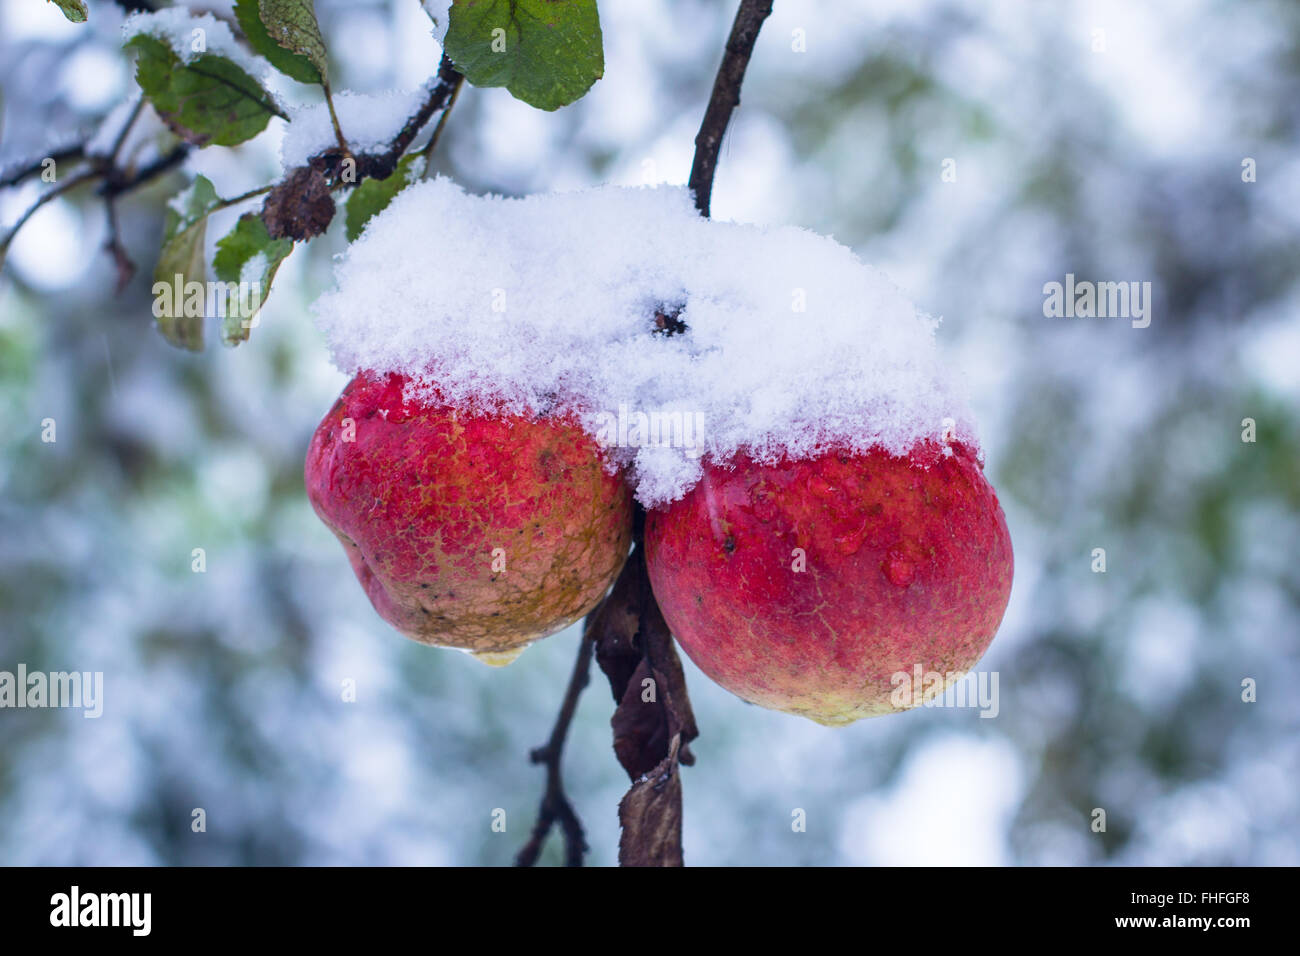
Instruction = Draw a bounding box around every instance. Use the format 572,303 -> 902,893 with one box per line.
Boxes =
617,735 -> 683,867
261,165 -> 335,240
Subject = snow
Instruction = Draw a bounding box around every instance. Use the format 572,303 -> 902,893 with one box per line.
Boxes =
312,178 -> 975,507
84,100 -> 170,163
422,0 -> 453,42
122,10 -> 268,81
279,87 -> 427,170
240,252 -> 269,286
164,177 -> 209,219
84,99 -> 138,158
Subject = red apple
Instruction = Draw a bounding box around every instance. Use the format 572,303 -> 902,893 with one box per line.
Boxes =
306,371 -> 633,663
644,440 -> 1012,724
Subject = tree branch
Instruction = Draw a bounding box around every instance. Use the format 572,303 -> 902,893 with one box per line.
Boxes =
97,144 -> 190,199
363,54 -> 463,181
2,93 -> 193,280
103,196 -> 136,294
265,55 -> 464,240
687,0 -> 774,217
5,33 -> 464,276
0,145 -> 86,189
107,99 -> 147,165
515,629 -> 594,867
0,168 -> 100,257
321,79 -> 352,156
420,71 -> 466,178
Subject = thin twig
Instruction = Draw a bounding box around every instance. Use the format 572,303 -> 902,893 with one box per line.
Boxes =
107,98 -> 147,164
0,145 -> 87,189
103,196 -> 136,294
321,79 -> 352,157
515,629 -> 594,867
372,54 -> 462,177
303,55 -> 463,188
4,32 -> 458,278
687,0 -> 774,217
420,71 -> 465,178
97,144 -> 190,198
98,96 -> 151,291
1,169 -> 100,256
214,185 -> 274,210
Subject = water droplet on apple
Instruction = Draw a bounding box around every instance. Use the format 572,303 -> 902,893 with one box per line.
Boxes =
469,645 -> 528,667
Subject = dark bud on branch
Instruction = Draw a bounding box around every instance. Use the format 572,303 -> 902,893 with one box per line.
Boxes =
262,166 -> 336,241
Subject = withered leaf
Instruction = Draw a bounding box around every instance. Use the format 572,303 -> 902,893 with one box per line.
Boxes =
640,589 -> 698,766
589,550 -> 645,702
617,735 -> 683,867
594,543 -> 699,778
613,659 -> 674,780
261,165 -> 335,241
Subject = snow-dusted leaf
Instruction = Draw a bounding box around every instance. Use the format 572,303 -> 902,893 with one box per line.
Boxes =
49,0 -> 87,24
126,34 -> 281,146
213,213 -> 293,345
234,0 -> 321,85
257,0 -> 329,81
153,176 -> 222,352
444,0 -> 603,111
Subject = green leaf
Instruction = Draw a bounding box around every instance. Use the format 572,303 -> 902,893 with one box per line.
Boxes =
126,34 -> 282,147
344,155 -> 424,242
49,0 -> 88,23
213,214 -> 294,345
153,176 -> 222,352
257,0 -> 329,82
444,0 -> 603,111
234,0 -> 322,85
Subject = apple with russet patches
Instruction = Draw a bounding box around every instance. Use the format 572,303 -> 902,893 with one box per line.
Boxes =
306,371 -> 633,664
644,439 -> 1012,724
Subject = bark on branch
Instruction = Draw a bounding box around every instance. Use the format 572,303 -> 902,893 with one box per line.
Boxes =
514,629 -> 594,867
688,0 -> 774,217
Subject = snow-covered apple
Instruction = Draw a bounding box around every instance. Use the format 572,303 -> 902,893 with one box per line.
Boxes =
310,183 -> 1011,691
306,371 -> 633,663
644,440 -> 1012,725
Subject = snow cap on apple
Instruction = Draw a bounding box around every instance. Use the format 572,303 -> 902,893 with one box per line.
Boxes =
311,178 -> 1011,711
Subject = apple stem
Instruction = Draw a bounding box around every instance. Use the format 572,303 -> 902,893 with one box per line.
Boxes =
688,0 -> 775,217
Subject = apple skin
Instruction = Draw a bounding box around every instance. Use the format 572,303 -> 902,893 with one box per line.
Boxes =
305,371 -> 633,661
644,441 -> 1012,724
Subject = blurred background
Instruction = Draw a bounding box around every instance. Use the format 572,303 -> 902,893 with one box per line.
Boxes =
1,0 -> 1297,866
